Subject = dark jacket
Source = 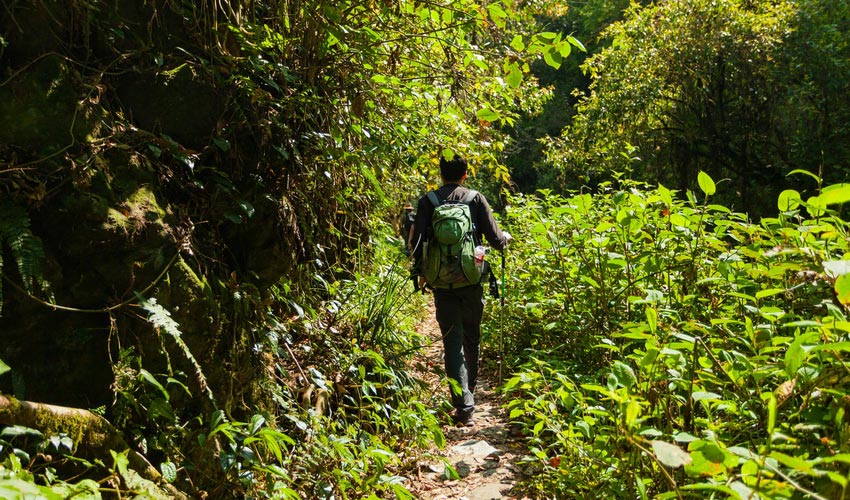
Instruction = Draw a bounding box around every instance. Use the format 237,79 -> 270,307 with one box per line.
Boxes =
411,183 -> 508,274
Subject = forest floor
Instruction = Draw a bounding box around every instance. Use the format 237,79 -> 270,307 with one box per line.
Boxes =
406,300 -> 531,500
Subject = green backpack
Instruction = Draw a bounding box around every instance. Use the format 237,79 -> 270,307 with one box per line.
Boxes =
421,190 -> 484,288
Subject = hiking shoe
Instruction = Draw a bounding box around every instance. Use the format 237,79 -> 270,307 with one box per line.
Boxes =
453,409 -> 475,427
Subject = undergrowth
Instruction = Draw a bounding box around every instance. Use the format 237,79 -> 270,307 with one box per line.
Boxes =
0,235 -> 439,499
488,173 -> 850,499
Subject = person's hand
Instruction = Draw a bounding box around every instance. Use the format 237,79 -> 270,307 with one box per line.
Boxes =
418,276 -> 429,293
503,231 -> 513,244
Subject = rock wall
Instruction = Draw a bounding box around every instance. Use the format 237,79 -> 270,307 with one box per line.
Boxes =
0,1 -> 355,413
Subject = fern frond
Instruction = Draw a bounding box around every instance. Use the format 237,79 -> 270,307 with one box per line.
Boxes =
136,294 -> 218,407
8,229 -> 46,293
0,199 -> 48,315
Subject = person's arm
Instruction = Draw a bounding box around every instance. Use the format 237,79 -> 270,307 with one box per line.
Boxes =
475,194 -> 509,250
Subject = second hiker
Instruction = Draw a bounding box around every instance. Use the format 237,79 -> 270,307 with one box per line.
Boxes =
410,155 -> 511,427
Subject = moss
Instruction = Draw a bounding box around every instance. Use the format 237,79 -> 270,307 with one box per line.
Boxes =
106,207 -> 132,233
125,186 -> 166,221
29,406 -> 113,453
175,257 -> 211,296
0,395 -> 21,421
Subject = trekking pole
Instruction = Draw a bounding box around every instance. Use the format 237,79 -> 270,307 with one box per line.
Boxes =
498,248 -> 506,387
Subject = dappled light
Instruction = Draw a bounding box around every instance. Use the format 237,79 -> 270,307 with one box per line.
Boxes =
2,0 -> 850,499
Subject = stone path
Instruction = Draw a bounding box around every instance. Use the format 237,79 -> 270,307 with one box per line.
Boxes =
407,301 -> 529,500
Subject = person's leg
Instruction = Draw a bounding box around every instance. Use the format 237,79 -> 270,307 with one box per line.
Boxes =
460,285 -> 485,393
434,289 -> 474,414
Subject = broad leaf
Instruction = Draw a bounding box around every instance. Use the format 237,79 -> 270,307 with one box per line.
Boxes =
651,440 -> 692,468
777,189 -> 801,212
476,107 -> 500,122
697,171 -> 716,196
837,274 -> 850,306
820,183 -> 850,205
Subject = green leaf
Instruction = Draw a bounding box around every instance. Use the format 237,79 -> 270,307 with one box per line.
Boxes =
810,341 -> 850,354
837,274 -> 850,306
755,288 -> 785,299
212,137 -> 231,152
567,35 -> 587,52
510,35 -> 525,51
767,393 -> 777,435
487,4 -> 507,28
139,369 -> 169,400
111,450 -> 129,476
476,107 -> 500,122
250,414 -> 266,435
673,432 -> 699,443
0,478 -> 63,499
442,459 -> 460,480
1,425 -> 43,439
239,200 -> 255,218
543,47 -> 563,69
692,391 -> 721,401
680,483 -> 741,497
806,195 -> 827,216
785,331 -> 818,377
160,461 -> 178,483
651,440 -> 691,468
645,306 -> 657,334
505,63 -> 523,88
685,440 -> 737,477
786,169 -> 821,183
820,184 -> 850,205
777,189 -> 801,212
697,171 -> 716,196
769,451 -> 814,473
0,358 -> 9,377
612,361 -> 637,389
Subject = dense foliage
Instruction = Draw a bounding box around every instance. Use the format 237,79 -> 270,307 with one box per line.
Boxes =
543,0 -> 850,218
0,0 -> 569,498
4,0 -> 850,499
486,174 -> 850,498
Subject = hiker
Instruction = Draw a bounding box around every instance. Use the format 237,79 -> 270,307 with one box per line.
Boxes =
410,155 -> 511,427
398,203 -> 416,255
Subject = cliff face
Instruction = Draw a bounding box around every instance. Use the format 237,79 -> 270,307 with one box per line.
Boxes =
0,1 -> 360,411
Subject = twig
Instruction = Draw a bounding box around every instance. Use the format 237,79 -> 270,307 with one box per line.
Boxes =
0,252 -> 180,314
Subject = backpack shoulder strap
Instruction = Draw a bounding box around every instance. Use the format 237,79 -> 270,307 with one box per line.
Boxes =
461,189 -> 478,205
426,191 -> 441,208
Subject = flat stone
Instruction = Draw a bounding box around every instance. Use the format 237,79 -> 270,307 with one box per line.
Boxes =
466,482 -> 507,500
450,439 -> 499,459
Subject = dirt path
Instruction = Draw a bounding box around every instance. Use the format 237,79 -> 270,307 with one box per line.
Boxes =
407,300 -> 529,500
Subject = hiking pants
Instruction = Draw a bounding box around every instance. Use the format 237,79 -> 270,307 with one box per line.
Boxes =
433,284 -> 485,413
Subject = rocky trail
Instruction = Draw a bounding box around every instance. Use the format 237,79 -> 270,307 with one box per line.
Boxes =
407,301 -> 530,500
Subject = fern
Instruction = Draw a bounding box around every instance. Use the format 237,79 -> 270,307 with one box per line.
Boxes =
0,199 -> 49,315
136,294 -> 218,407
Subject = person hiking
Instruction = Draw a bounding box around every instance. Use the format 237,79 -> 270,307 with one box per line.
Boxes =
398,203 -> 416,255
410,155 -> 511,427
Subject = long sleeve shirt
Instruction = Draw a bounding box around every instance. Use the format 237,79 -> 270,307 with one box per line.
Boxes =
410,183 -> 508,274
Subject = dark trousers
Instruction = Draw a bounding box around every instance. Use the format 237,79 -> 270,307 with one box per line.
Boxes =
433,284 -> 485,413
